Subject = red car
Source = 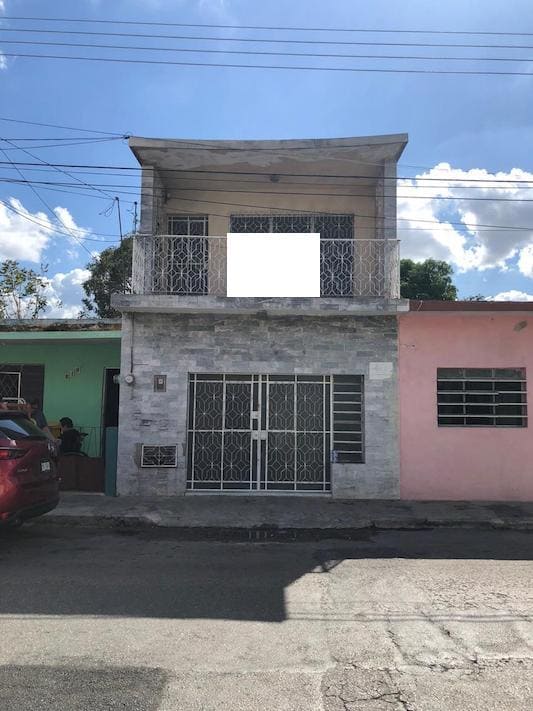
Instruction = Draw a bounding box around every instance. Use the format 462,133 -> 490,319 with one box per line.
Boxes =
0,411 -> 59,527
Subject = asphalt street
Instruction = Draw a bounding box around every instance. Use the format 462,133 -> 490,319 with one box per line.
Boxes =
0,524 -> 532,710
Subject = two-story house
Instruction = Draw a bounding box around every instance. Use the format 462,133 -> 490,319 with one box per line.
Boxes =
112,134 -> 409,498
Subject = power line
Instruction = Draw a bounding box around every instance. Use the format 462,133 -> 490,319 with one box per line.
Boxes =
2,186 -> 528,236
3,26 -> 533,49
0,137 -> 126,151
4,176 -> 533,204
4,164 -> 533,190
0,143 -> 95,256
0,136 -> 126,141
4,52 -> 533,76
0,115 -> 125,136
3,37 -> 533,63
0,137 -> 116,202
0,197 -> 117,241
1,160 -> 532,185
3,16 -> 533,37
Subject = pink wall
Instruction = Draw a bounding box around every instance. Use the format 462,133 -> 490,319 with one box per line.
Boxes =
399,312 -> 533,501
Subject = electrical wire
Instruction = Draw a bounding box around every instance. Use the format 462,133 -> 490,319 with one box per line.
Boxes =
2,38 -> 533,63
3,165 -> 533,191
3,178 -> 528,235
3,16 -> 533,37
3,52 -> 533,76
0,144 -> 96,255
0,137 -> 126,151
3,176 -> 533,204
0,115 -> 125,136
0,198 -> 119,242
3,26 -> 533,49
0,137 -> 116,201
1,160 -> 532,185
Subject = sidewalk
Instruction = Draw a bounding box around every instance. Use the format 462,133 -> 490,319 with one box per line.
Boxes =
41,493 -> 533,538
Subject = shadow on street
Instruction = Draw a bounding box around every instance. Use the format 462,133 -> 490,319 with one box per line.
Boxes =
0,524 -> 532,623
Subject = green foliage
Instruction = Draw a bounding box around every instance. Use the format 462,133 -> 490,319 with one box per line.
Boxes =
82,237 -> 132,318
400,258 -> 458,301
464,294 -> 486,301
0,260 -> 50,319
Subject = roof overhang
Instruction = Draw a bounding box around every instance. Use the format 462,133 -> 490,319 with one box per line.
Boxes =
128,134 -> 408,187
0,319 -> 121,343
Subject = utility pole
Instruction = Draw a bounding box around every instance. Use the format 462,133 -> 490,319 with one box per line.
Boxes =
115,196 -> 123,243
132,201 -> 138,233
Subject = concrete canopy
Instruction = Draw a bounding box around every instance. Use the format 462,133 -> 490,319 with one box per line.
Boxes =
128,134 -> 408,190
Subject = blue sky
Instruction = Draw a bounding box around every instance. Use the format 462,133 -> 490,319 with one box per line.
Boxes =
1,0 -> 533,313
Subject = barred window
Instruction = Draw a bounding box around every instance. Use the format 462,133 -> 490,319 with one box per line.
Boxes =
167,215 -> 208,236
332,375 -> 364,463
437,368 -> 527,427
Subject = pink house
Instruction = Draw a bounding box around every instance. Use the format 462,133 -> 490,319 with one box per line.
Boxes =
399,302 -> 533,501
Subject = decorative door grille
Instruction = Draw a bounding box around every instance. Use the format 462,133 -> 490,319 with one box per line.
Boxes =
230,214 -> 355,296
187,373 -> 333,492
153,214 -> 209,294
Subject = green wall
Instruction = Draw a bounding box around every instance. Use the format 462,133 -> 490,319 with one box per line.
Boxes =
0,338 -> 121,456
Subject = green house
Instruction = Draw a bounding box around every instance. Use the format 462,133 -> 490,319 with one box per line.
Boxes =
0,319 -> 121,494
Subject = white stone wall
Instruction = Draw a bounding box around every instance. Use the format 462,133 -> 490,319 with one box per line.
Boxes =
116,313 -> 400,499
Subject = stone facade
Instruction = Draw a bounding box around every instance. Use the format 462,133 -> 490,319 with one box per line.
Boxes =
116,312 -> 400,498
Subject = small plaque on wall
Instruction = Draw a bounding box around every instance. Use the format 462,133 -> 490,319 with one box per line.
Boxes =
369,362 -> 393,380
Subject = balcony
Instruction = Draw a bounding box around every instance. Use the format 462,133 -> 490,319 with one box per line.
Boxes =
131,234 -> 400,299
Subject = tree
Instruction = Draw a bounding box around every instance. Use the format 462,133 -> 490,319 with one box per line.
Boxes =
464,294 -> 486,301
400,259 -> 458,301
0,260 -> 50,319
82,237 -> 133,318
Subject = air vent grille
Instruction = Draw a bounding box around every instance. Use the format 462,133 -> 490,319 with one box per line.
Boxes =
141,445 -> 178,468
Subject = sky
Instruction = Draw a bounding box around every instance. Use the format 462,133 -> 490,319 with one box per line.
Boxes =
1,0 -> 533,315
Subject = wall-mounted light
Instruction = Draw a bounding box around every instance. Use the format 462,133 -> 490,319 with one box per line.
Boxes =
124,373 -> 135,386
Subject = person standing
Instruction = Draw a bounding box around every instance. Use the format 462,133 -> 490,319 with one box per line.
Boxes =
28,398 -> 53,439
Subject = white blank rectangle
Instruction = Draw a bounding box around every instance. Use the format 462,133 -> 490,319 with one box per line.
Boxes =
226,233 -> 320,297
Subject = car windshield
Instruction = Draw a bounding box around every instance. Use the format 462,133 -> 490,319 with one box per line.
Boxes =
0,415 -> 47,440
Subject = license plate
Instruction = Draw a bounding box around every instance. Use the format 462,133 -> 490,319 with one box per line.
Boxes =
41,461 -> 51,472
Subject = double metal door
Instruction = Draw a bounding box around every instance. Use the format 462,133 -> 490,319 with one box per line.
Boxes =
187,374 -> 331,492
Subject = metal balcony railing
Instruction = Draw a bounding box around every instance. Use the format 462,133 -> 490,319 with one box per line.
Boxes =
132,234 -> 400,299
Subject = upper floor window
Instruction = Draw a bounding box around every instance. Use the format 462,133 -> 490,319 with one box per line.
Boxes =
168,215 -> 208,236
437,368 -> 527,427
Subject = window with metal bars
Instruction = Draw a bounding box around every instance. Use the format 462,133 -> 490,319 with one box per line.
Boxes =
332,375 -> 364,463
229,214 -> 355,296
167,215 -> 208,236
162,215 -> 209,295
437,368 -> 527,427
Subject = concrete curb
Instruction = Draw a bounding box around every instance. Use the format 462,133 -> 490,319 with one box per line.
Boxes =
39,512 -> 533,539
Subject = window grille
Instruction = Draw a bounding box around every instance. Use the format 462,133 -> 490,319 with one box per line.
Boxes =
332,375 -> 364,463
230,214 -> 355,296
159,215 -> 209,295
167,215 -> 208,236
141,444 -> 178,468
0,371 -> 21,401
437,368 -> 527,427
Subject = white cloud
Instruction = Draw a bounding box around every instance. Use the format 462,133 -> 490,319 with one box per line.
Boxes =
44,268 -> 91,318
0,198 -> 89,263
489,290 -> 533,302
517,244 -> 533,278
0,1 -> 5,13
398,164 -> 533,277
0,199 -> 54,262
